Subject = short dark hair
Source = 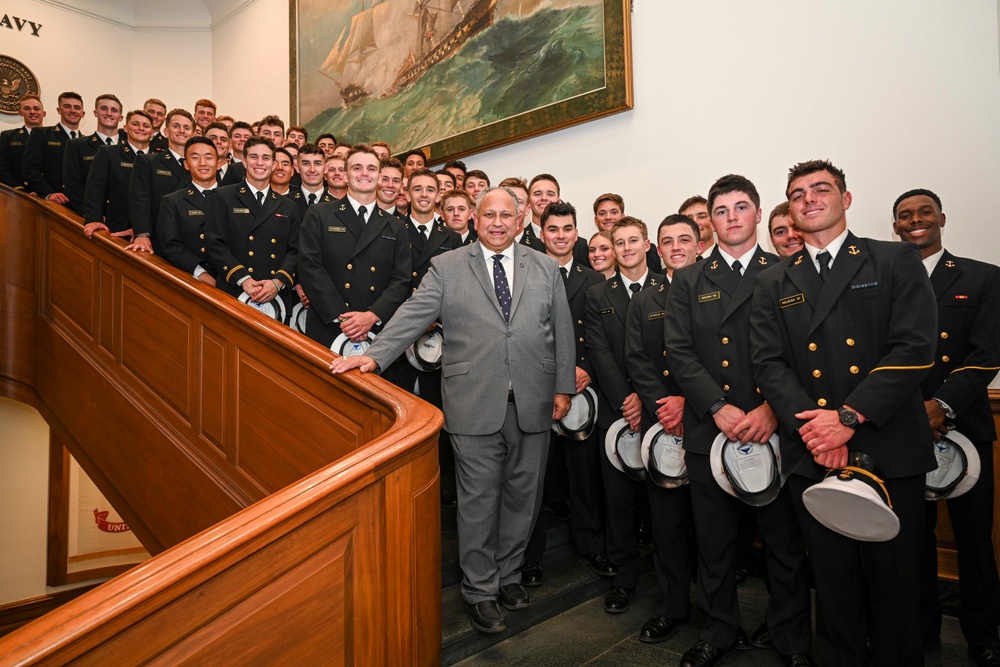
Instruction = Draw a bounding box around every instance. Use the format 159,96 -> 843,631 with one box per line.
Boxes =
435,168 -> 456,185
540,201 -> 577,227
243,136 -> 276,158
166,108 -> 194,126
444,159 -> 467,175
677,195 -> 707,214
408,168 -> 438,187
125,109 -> 153,124
317,132 -> 337,144
184,136 -> 216,154
205,121 -> 230,135
892,188 -> 942,218
529,173 -> 560,195
232,120 -> 252,133
466,169 -> 491,185
441,188 -> 473,207
299,143 -> 325,158
707,174 -> 760,212
58,91 -> 83,105
288,125 -> 308,140
345,143 -> 378,163
593,193 -> 624,214
258,114 -> 285,131
274,147 -> 294,163
785,159 -> 846,198
658,214 -> 700,242
612,216 -> 648,241
768,201 -> 791,233
95,93 -> 123,109
380,156 -> 404,173
403,149 -> 427,164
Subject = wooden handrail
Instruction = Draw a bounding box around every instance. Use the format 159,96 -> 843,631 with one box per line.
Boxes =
0,184 -> 443,665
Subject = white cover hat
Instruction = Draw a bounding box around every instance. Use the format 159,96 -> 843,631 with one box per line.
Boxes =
641,424 -> 688,488
925,429 -> 980,501
605,417 -> 645,481
710,432 -> 783,506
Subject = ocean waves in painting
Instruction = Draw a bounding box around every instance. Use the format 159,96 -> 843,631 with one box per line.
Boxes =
305,4 -> 605,151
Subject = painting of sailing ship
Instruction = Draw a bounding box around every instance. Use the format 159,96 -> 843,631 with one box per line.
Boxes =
291,0 -> 633,162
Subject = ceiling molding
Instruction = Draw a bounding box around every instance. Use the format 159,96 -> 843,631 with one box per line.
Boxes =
33,0 -> 135,30
32,0 -> 214,31
209,0 -> 258,30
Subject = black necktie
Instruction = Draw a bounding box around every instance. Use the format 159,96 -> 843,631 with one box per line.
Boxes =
731,260 -> 743,276
136,150 -> 144,155
492,254 -> 512,322
417,224 -> 428,240
560,267 -> 568,282
358,205 -> 367,223
70,130 -> 77,139
817,250 -> 831,282
256,191 -> 264,207
629,283 -> 642,298
308,193 -> 316,206
203,189 -> 214,199
179,157 -> 185,167
106,137 -> 112,145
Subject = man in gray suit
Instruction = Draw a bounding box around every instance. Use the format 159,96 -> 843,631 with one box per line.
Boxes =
330,186 -> 576,634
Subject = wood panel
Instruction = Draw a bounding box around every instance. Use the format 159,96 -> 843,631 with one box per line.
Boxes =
0,185 -> 443,665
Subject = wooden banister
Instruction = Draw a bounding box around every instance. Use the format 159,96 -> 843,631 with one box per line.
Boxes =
0,184 -> 443,665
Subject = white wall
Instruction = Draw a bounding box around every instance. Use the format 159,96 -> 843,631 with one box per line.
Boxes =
211,0 -> 289,123
0,0 -> 212,133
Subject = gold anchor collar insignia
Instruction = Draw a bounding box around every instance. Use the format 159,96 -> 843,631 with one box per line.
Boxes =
794,255 -> 804,266
758,256 -> 768,265
848,245 -> 860,255
945,260 -> 955,268
709,260 -> 719,269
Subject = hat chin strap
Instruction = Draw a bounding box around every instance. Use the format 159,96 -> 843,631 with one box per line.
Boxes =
826,465 -> 893,509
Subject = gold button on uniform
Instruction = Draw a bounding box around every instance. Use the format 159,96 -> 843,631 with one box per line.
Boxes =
249,235 -> 254,241
817,398 -> 828,407
850,366 -> 859,374
248,268 -> 254,273
370,267 -> 376,273
248,251 -> 254,256
722,337 -> 729,344
270,254 -> 276,259
371,286 -> 376,292
722,360 -> 729,368
808,343 -> 818,351
812,369 -> 821,378
270,270 -> 275,275
200,247 -> 205,253
579,337 -> 584,343
723,384 -> 730,392
662,350 -> 667,357
345,283 -> 350,289
199,233 -> 204,239
846,338 -> 855,346
271,238 -> 277,244
413,271 -> 418,277
940,332 -> 948,339
663,370 -> 669,376
942,355 -> 950,363
347,263 -> 352,270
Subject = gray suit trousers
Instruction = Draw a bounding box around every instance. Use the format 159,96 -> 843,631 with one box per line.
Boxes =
452,400 -> 550,604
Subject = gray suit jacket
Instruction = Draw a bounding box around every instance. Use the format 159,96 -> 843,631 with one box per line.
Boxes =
366,242 -> 576,435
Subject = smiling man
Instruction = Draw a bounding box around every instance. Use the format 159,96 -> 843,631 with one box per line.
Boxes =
329,186 -> 575,636
666,174 -> 812,667
585,216 -> 664,614
297,144 -> 410,349
22,91 -> 85,205
892,188 -> 1000,666
64,93 -> 125,213
375,156 -> 405,218
157,136 -> 221,285
442,189 -> 476,245
205,136 -> 301,308
679,195 -> 715,258
751,162 -> 936,667
0,93 -> 46,190
767,201 -> 803,258
143,98 -> 168,151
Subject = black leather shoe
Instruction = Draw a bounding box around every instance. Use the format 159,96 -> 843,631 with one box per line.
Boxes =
499,583 -> 530,611
468,600 -> 505,634
735,627 -> 750,650
577,552 -> 618,576
521,561 -> 543,587
440,488 -> 458,508
604,586 -> 632,613
636,522 -> 652,546
639,614 -> 688,643
750,622 -> 773,649
679,640 -> 734,667
970,646 -> 1000,667
781,654 -> 816,667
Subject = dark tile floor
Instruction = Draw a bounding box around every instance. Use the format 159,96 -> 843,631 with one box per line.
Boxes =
454,573 -> 976,666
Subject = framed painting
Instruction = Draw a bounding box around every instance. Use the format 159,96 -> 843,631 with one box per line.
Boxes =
290,0 -> 633,163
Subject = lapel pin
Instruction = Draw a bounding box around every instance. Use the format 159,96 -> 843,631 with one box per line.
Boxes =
794,256 -> 803,266
759,256 -> 767,265
240,187 -> 246,193
650,278 -> 658,286
612,281 -> 619,289
945,260 -> 955,268
339,204 -> 347,211
710,260 -> 718,269
848,245 -> 860,255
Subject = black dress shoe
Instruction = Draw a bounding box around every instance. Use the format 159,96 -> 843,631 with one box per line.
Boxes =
750,622 -> 773,649
499,583 -> 530,611
468,600 -> 505,634
604,586 -> 632,613
521,561 -> 543,587
577,552 -> 618,576
735,627 -> 750,650
679,639 -> 734,667
440,488 -> 458,508
781,654 -> 816,667
639,614 -> 688,644
636,522 -> 652,546
970,645 -> 1000,667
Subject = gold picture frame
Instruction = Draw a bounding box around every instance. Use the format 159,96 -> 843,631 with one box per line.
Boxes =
289,0 -> 633,163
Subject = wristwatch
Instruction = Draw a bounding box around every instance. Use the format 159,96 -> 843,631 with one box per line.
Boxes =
837,406 -> 860,430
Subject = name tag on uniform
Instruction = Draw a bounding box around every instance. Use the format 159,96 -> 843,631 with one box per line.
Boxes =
698,291 -> 720,303
779,293 -> 805,308
156,169 -> 172,176
850,282 -> 878,290
47,141 -> 62,146
600,307 -> 614,316
11,141 -> 23,147
233,207 -> 250,214
275,213 -> 287,218
328,226 -> 347,232
648,310 -> 665,320
84,155 -> 95,161
188,210 -> 205,216
120,161 -> 133,168
380,235 -> 396,241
